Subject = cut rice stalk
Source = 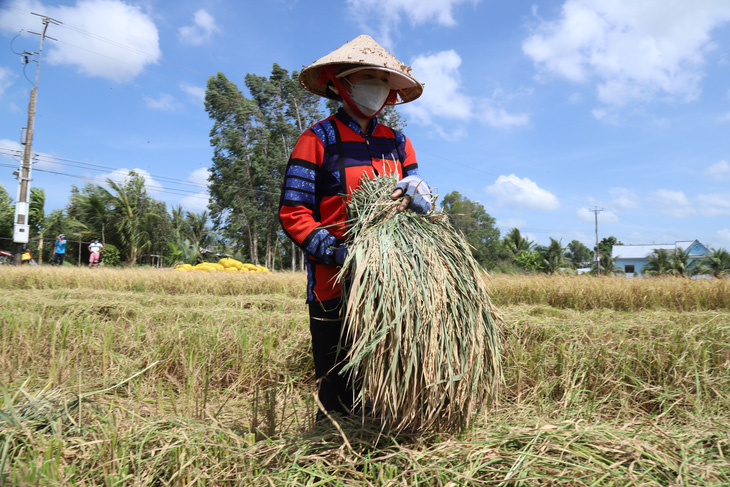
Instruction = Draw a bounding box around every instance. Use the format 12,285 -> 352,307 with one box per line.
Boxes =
336,174 -> 503,433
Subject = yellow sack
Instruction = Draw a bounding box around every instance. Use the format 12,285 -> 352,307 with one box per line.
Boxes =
219,258 -> 242,269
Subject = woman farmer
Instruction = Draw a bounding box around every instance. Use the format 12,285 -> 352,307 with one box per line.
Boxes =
279,35 -> 432,419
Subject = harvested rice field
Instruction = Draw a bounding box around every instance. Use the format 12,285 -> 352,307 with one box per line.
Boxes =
0,267 -> 728,486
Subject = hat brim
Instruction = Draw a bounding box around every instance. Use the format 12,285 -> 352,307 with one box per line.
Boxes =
300,62 -> 423,104
298,35 -> 423,104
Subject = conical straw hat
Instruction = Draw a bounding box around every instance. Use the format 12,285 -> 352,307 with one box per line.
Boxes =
299,35 -> 423,104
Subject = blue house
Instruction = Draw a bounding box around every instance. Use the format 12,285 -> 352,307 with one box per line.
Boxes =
612,240 -> 710,277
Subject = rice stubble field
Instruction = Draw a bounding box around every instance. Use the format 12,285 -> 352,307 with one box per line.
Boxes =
0,267 -> 728,485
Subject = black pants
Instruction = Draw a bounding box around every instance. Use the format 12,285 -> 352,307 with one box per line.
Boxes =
309,299 -> 355,416
53,252 -> 65,266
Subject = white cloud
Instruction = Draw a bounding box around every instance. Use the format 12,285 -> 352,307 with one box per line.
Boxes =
567,92 -> 583,104
178,168 -> 210,213
608,187 -> 639,210
705,160 -> 730,181
650,189 -> 693,217
179,193 -> 209,213
485,174 -> 560,211
179,83 -> 206,104
188,167 -> 210,187
523,0 -> 730,106
406,50 -> 472,123
653,189 -> 690,206
601,210 -> 619,223
717,228 -> 730,245
648,188 -> 730,217
0,66 -> 14,98
104,168 -> 163,195
696,192 -> 730,216
718,112 -> 730,122
178,9 -> 220,46
144,93 -> 182,111
591,108 -> 619,124
346,0 -> 478,45
0,0 -> 161,82
0,139 -> 23,162
479,105 -> 529,128
404,50 -> 528,133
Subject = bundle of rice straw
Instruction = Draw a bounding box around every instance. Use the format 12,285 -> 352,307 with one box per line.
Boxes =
336,174 -> 503,433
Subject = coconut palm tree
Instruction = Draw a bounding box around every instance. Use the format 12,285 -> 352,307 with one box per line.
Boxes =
694,247 -> 730,278
28,188 -> 46,264
72,185 -> 111,244
538,237 -> 567,273
670,247 -> 703,277
502,228 -> 533,259
643,248 -> 674,276
101,172 -> 160,265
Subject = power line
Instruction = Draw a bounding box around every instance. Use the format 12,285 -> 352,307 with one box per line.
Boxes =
0,145 -> 280,198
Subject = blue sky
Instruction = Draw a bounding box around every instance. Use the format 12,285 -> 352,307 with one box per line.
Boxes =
1,0 -> 730,249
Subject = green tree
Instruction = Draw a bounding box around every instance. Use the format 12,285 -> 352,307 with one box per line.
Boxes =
206,72 -> 268,265
643,248 -> 673,276
70,184 -> 112,244
101,172 -> 161,265
598,236 -> 623,255
68,181 -> 168,266
670,247 -> 700,277
166,205 -> 195,265
205,66 -> 323,269
594,236 -> 623,274
536,237 -> 567,273
165,207 -> 218,266
502,228 -> 534,260
441,191 -> 500,269
44,209 -> 80,264
102,243 -> 121,267
564,240 -> 592,268
514,250 -> 544,272
0,183 -> 13,241
28,188 -> 46,264
695,247 -> 730,278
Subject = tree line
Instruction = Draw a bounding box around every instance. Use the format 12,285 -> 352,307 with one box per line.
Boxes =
0,173 -> 218,267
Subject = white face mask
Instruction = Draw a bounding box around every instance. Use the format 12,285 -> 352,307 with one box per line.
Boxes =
347,78 -> 391,116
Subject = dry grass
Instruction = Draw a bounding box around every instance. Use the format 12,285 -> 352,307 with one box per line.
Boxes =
0,266 -> 306,298
487,273 -> 730,311
0,266 -> 728,485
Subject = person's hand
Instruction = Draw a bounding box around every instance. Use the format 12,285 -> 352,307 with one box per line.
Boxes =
335,245 -> 348,266
390,175 -> 432,214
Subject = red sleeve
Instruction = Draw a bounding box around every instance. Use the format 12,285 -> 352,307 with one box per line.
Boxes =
279,130 -> 341,265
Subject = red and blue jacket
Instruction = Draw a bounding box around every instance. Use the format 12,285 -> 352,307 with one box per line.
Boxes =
279,108 -> 420,303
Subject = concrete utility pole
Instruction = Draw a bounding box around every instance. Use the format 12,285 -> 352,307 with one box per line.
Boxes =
590,207 -> 604,275
12,13 -> 60,265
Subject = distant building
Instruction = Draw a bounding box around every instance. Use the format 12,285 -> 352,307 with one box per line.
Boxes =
612,240 -> 710,277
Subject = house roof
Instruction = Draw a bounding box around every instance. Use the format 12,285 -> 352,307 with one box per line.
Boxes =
613,244 -> 675,259
612,240 -> 709,260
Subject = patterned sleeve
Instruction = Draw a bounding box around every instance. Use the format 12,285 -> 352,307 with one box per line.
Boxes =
279,130 -> 341,265
394,130 -> 420,178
